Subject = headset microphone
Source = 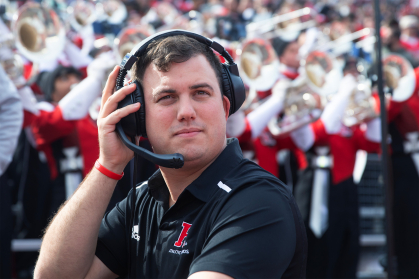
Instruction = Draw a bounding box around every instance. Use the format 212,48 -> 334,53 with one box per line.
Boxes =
115,123 -> 184,168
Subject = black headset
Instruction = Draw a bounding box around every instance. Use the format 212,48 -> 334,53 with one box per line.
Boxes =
114,29 -> 245,169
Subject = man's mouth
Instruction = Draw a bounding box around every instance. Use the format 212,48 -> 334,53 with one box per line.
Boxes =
174,128 -> 202,138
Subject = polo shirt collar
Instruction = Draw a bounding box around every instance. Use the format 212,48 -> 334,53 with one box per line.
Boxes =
147,138 -> 243,205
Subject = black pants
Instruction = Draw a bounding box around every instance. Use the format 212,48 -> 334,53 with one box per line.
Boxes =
0,173 -> 12,279
392,155 -> 419,279
306,177 -> 360,279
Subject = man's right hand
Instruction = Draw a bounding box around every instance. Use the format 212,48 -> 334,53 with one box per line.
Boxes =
97,66 -> 141,174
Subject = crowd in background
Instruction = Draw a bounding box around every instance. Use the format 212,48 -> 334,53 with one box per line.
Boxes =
0,0 -> 419,278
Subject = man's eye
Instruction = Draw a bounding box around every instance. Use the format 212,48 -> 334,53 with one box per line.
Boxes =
158,95 -> 172,102
196,91 -> 210,96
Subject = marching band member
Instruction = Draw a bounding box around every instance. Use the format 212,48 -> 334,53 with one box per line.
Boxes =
290,73 -> 381,278
377,67 -> 419,279
28,52 -> 115,216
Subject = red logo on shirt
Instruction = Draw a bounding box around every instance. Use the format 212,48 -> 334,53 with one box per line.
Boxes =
174,222 -> 192,247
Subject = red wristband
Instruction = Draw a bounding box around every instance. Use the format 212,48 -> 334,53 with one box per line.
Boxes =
95,160 -> 124,180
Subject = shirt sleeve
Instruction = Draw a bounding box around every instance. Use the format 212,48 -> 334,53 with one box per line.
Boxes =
0,65 -> 23,175
31,105 -> 76,146
95,193 -> 129,277
189,180 -> 298,279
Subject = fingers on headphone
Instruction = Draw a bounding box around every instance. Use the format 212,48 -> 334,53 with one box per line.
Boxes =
104,102 -> 140,126
101,66 -> 120,108
101,83 -> 137,118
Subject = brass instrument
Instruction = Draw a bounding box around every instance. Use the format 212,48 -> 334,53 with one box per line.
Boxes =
0,52 -> 25,88
95,0 -> 127,25
67,0 -> 97,32
342,77 -> 378,127
268,77 -> 324,135
237,37 -> 280,110
304,50 -> 343,98
114,26 -> 152,62
12,2 -> 65,63
383,54 -> 416,102
246,7 -> 317,40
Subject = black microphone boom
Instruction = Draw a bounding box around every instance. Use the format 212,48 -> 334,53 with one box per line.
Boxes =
115,123 -> 184,169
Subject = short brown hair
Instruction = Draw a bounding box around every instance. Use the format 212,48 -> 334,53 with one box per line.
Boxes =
131,35 -> 224,93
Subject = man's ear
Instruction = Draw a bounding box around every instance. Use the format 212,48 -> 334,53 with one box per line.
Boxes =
222,95 -> 230,120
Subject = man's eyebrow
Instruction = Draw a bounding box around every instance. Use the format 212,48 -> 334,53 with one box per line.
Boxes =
153,88 -> 176,98
189,83 -> 214,91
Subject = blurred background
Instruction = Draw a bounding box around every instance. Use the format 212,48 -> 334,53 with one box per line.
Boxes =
0,0 -> 418,278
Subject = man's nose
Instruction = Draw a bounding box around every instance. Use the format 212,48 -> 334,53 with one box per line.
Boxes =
177,96 -> 197,121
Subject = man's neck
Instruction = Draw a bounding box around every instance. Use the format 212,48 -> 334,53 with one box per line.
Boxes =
160,142 -> 227,207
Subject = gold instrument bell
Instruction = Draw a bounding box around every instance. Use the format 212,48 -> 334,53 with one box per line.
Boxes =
237,37 -> 280,110
13,2 -> 65,63
67,0 -> 97,32
114,26 -> 153,63
383,54 -> 416,102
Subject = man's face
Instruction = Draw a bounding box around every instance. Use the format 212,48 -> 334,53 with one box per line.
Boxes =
143,55 -> 230,168
279,41 -> 300,69
52,74 -> 81,103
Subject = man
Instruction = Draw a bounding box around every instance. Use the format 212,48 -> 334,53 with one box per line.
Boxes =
35,34 -> 306,278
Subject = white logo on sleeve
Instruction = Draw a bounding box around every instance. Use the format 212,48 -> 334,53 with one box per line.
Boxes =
132,225 -> 140,241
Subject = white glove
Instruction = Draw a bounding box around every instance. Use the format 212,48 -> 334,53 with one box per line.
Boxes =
59,75 -> 102,121
291,124 -> 315,151
63,40 -> 93,69
86,51 -> 117,82
226,109 -> 246,137
79,25 -> 95,56
18,86 -> 39,115
247,79 -> 289,139
321,74 -> 357,134
365,117 -> 382,143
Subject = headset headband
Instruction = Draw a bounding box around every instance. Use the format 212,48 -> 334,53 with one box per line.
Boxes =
118,29 -> 239,74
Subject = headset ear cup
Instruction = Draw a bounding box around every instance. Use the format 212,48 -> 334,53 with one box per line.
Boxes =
221,65 -> 235,115
221,64 -> 245,115
132,80 -> 147,138
117,93 -> 138,139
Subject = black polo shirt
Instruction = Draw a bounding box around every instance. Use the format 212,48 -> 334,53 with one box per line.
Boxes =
95,138 -> 307,278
